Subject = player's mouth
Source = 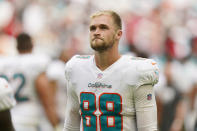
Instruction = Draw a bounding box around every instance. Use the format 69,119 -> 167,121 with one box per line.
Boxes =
93,37 -> 103,41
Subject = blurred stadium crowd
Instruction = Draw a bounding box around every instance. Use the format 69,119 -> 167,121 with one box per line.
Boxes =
0,0 -> 197,131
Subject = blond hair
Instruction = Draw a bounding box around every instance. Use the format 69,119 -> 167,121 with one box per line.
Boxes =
90,10 -> 122,30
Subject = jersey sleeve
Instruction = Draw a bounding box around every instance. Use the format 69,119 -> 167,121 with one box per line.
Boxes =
46,61 -> 65,81
28,54 -> 51,78
63,55 -> 81,131
132,59 -> 158,130
35,54 -> 51,73
134,84 -> 158,131
136,59 -> 159,87
64,55 -> 82,82
64,55 -> 77,82
0,78 -> 16,111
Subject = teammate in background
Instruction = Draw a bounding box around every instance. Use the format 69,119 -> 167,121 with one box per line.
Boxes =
46,49 -> 70,128
63,10 -> 159,131
0,33 -> 60,131
0,78 -> 16,131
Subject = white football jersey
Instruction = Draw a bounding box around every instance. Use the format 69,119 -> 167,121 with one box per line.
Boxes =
0,78 -> 16,111
63,55 -> 159,131
0,54 -> 50,126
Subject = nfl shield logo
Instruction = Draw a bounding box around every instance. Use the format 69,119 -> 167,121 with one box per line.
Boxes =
97,73 -> 103,79
147,94 -> 152,100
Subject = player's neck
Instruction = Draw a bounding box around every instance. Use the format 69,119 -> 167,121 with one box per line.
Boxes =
94,48 -> 121,71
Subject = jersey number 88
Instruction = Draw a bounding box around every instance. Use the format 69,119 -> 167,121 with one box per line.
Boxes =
80,92 -> 123,131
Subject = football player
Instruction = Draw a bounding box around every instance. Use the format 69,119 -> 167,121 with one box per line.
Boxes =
63,10 -> 159,131
46,49 -> 69,129
0,33 -> 60,131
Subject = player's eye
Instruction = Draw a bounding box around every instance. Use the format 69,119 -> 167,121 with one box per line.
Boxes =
90,26 -> 96,31
99,24 -> 108,30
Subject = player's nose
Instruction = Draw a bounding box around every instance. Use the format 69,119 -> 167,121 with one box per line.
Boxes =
94,28 -> 101,35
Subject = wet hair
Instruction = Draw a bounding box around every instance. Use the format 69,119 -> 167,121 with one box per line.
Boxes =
90,10 -> 122,30
16,33 -> 33,52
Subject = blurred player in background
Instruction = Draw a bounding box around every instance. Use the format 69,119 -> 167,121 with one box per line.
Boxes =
0,33 -> 60,131
63,10 -> 159,131
155,61 -> 186,131
46,49 -> 70,129
0,77 -> 16,131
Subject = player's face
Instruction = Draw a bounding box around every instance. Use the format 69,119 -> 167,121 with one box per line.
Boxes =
89,15 -> 118,51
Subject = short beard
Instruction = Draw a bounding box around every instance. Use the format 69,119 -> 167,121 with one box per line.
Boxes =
91,41 -> 114,52
91,36 -> 115,52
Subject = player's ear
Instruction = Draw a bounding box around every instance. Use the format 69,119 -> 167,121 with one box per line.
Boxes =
115,30 -> 122,40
